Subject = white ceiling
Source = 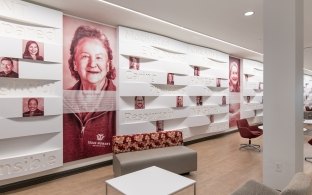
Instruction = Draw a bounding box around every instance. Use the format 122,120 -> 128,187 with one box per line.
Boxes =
26,0 -> 312,69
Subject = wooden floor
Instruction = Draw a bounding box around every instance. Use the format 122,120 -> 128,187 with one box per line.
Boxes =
5,131 -> 312,195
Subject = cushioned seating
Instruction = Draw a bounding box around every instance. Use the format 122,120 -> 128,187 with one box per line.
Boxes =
112,130 -> 197,177
231,172 -> 312,195
237,119 -> 263,152
305,138 -> 312,163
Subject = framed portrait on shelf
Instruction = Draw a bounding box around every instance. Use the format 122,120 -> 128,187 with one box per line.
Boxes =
0,57 -> 19,78
23,97 -> 44,117
22,40 -> 44,61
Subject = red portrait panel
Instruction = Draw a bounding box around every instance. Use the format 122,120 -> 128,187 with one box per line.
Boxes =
63,15 -> 117,163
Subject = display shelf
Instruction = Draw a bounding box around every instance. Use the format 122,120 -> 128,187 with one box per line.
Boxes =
118,26 -> 229,140
120,95 -> 194,109
254,67 -> 264,71
0,96 -> 62,119
208,86 -> 228,90
120,82 -> 187,96
207,57 -> 227,64
0,0 -> 63,180
189,64 -> 211,69
209,121 -> 229,133
244,73 -> 255,77
0,37 -> 62,64
0,2 -> 62,29
156,116 -> 211,130
120,107 -> 187,123
0,148 -> 62,180
123,56 -> 190,74
241,59 -> 263,123
190,105 -> 228,116
152,45 -> 185,54
120,46 -> 159,61
0,133 -> 61,159
0,115 -> 62,140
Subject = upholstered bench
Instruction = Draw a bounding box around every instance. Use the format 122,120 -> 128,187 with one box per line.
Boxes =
112,130 -> 197,177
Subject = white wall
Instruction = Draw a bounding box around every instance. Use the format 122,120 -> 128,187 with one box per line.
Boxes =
0,0 -> 63,181
118,26 -> 229,140
241,59 -> 264,125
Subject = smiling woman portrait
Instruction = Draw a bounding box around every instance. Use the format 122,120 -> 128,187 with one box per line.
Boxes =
229,57 -> 240,92
22,40 -> 44,61
63,16 -> 117,163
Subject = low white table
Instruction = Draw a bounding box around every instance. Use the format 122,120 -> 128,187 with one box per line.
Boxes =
105,166 -> 196,195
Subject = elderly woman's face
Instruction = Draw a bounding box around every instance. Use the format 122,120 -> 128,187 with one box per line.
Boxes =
28,43 -> 38,55
74,37 -> 108,85
230,63 -> 239,85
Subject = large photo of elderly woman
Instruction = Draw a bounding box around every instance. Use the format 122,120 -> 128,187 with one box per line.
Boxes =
63,16 -> 117,163
229,57 -> 240,92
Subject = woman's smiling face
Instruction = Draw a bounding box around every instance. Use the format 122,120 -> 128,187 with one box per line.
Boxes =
74,37 -> 108,85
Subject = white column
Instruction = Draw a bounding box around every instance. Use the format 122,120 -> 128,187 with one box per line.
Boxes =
263,0 -> 303,190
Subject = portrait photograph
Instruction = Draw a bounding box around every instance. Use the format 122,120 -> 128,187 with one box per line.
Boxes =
222,96 -> 226,105
196,96 -> 202,106
167,73 -> 174,85
176,96 -> 183,107
129,56 -> 140,70
135,96 -> 145,109
63,15 -> 117,163
210,115 -> 214,123
229,57 -> 240,92
194,66 -> 200,76
156,120 -> 164,132
216,78 -> 221,87
246,96 -> 251,103
22,97 -> 44,117
22,40 -> 44,61
0,57 -> 19,78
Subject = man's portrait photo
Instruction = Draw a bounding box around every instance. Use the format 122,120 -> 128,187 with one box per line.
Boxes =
0,57 -> 19,78
156,120 -> 164,132
135,96 -> 145,109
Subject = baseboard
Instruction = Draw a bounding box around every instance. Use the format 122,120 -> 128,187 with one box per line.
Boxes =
184,129 -> 238,146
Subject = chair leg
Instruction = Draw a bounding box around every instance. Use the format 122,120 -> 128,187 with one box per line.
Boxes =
305,157 -> 312,163
239,139 -> 261,152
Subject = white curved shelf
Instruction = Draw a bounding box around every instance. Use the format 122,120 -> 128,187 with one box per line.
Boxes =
152,46 -> 185,54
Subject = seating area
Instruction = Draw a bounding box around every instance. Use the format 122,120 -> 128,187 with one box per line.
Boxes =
231,172 -> 312,195
305,138 -> 312,163
112,130 -> 197,177
236,119 -> 263,152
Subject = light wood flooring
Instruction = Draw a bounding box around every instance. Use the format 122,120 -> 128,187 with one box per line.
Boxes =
5,131 -> 312,195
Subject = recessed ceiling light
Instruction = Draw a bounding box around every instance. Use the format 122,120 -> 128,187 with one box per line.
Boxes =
244,11 -> 254,16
